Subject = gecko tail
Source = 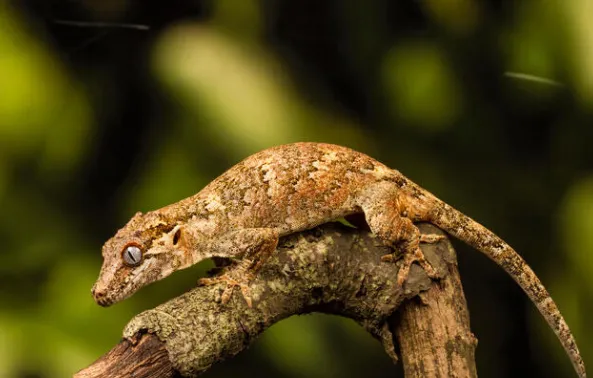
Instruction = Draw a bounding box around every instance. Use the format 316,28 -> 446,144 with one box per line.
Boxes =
428,199 -> 586,378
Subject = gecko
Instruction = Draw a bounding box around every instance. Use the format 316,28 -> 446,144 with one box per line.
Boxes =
92,142 -> 585,377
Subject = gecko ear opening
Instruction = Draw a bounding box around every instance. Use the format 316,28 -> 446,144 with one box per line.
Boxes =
173,228 -> 181,245
121,243 -> 144,266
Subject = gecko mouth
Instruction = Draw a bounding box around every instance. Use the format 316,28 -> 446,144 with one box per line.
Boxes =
96,297 -> 113,307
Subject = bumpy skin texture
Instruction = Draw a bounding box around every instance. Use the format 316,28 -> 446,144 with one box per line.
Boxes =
92,142 -> 585,378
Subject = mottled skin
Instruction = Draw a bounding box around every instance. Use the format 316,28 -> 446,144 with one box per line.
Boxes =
92,142 -> 585,378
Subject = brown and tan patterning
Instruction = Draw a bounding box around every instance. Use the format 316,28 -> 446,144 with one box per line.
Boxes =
92,142 -> 585,378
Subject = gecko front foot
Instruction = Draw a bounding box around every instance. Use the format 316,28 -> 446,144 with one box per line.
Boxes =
199,275 -> 254,307
199,260 -> 255,307
381,233 -> 444,286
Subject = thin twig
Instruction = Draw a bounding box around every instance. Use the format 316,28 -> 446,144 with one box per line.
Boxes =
504,72 -> 564,87
52,19 -> 150,31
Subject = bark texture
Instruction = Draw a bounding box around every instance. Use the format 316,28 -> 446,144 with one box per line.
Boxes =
395,226 -> 477,377
76,223 -> 475,378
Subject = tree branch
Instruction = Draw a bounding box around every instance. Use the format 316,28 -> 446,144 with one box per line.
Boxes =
75,223 -> 476,378
395,225 -> 477,377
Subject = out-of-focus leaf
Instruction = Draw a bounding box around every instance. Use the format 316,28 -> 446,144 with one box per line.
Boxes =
382,42 -> 463,131
152,24 -> 303,156
559,176 -> 593,290
0,4 -> 91,175
258,315 -> 346,378
152,24 -> 369,159
561,0 -> 593,107
423,0 -> 480,35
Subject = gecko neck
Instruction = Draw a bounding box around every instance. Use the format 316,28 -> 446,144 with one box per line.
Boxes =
158,189 -> 225,227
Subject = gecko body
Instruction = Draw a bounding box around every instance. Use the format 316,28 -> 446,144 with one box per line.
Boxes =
92,142 -> 585,377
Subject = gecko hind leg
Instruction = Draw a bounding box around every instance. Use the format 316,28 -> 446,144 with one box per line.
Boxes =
199,228 -> 278,307
379,218 -> 442,286
359,183 -> 443,286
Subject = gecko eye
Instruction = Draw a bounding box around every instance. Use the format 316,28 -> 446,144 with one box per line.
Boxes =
122,243 -> 143,266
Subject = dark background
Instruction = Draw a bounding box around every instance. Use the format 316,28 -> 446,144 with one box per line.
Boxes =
1,1 -> 592,377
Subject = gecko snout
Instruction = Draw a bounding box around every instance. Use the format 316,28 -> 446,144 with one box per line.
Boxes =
91,285 -> 112,307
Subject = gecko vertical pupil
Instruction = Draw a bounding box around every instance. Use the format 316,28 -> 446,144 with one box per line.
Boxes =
122,244 -> 143,266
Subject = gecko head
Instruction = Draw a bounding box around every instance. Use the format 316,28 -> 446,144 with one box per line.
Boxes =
92,211 -> 193,307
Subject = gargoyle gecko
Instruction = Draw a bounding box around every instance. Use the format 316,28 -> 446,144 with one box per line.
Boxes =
92,142 -> 585,377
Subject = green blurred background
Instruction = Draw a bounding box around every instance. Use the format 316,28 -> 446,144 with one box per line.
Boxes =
1,1 -> 592,377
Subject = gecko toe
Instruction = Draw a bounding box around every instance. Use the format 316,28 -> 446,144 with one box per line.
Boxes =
220,279 -> 253,307
381,246 -> 439,286
199,269 -> 254,307
419,233 -> 446,243
397,247 -> 439,285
